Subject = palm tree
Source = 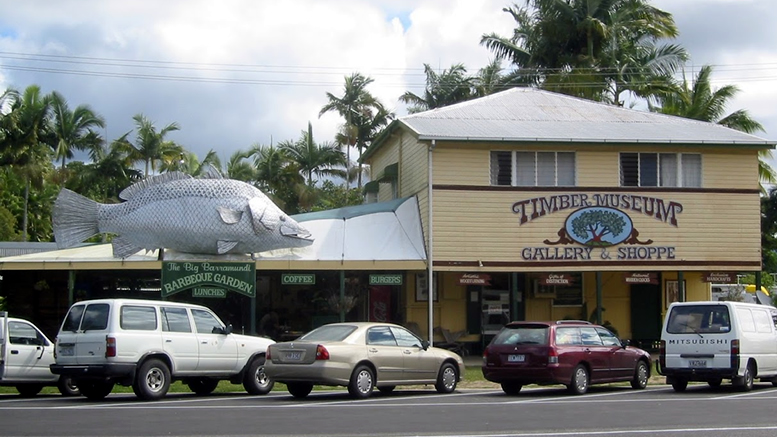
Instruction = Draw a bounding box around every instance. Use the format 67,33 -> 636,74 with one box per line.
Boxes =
0,85 -> 54,241
249,142 -> 304,211
473,59 -> 528,97
48,91 -> 106,179
480,0 -> 685,104
66,144 -> 142,202
278,122 -> 346,186
650,65 -> 775,186
319,72 -> 390,189
112,113 -> 182,177
225,149 -> 258,182
399,63 -> 476,112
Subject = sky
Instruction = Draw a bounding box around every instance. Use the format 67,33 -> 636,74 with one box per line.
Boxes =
1,0 -> 776,171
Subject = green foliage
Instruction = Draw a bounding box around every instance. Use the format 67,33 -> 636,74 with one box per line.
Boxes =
571,210 -> 625,244
0,204 -> 19,240
311,180 -> 363,211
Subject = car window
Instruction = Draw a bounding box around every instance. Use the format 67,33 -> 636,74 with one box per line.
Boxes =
62,305 -> 85,332
120,305 -> 157,331
580,327 -> 603,346
81,304 -> 110,331
391,326 -> 423,348
596,327 -> 621,346
492,326 -> 548,345
555,327 -> 582,345
367,326 -> 398,346
753,309 -> 772,334
299,325 -> 357,341
162,307 -> 192,333
8,321 -> 46,346
191,309 -> 224,334
667,304 -> 731,334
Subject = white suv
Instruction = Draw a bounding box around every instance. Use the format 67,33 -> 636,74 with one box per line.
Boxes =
50,298 -> 274,401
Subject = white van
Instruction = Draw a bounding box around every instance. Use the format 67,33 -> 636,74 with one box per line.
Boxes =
659,301 -> 777,392
51,299 -> 274,401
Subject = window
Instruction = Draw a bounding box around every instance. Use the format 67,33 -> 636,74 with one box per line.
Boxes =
120,305 -> 157,331
620,153 -> 701,187
580,327 -> 603,346
392,326 -> 425,348
367,326 -> 398,346
62,305 -> 85,332
596,327 -> 621,346
491,151 -> 576,186
555,327 -> 582,345
81,304 -> 110,331
162,307 -> 192,333
8,321 -> 46,346
191,309 -> 224,334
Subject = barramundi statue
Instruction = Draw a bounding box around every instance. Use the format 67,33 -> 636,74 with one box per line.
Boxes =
53,169 -> 314,258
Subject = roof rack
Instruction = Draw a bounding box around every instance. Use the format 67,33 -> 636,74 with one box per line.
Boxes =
555,320 -> 592,325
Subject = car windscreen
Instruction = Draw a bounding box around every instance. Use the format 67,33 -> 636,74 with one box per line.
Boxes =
299,325 -> 357,341
666,304 -> 731,334
492,325 -> 549,345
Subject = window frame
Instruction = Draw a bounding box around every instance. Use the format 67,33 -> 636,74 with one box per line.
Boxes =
619,152 -> 702,187
490,150 -> 577,187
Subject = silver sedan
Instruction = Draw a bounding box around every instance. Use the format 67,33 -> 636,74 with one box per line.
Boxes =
265,322 -> 465,399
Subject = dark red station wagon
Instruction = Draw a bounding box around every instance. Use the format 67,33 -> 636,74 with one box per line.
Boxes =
482,320 -> 651,395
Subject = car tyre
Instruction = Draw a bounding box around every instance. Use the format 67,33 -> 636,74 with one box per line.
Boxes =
79,381 -> 114,400
187,378 -> 219,396
435,362 -> 458,394
243,356 -> 274,395
630,361 -> 649,389
568,364 -> 589,395
133,358 -> 171,401
735,363 -> 754,392
671,378 -> 688,392
57,376 -> 80,396
501,382 -> 523,395
377,385 -> 395,394
287,382 -> 313,399
16,384 -> 43,397
348,365 -> 374,399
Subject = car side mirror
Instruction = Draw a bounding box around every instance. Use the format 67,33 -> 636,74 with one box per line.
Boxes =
225,324 -> 233,335
421,340 -> 430,350
621,339 -> 630,348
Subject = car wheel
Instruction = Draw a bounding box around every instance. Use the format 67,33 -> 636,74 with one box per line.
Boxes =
187,378 -> 219,396
16,384 -> 43,397
500,382 -> 523,395
671,378 -> 688,392
57,376 -> 80,396
348,365 -> 374,399
287,382 -> 313,399
435,362 -> 458,394
133,358 -> 171,401
568,364 -> 589,395
630,361 -> 649,389
708,378 -> 723,388
735,363 -> 754,392
243,356 -> 274,395
79,381 -> 115,400
377,385 -> 395,394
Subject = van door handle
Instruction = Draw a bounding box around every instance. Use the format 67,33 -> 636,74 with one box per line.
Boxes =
165,339 -> 172,343
201,341 -> 208,344
10,350 -> 18,354
369,348 -> 378,353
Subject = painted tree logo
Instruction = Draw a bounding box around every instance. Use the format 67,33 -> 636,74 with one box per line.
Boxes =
565,207 -> 633,247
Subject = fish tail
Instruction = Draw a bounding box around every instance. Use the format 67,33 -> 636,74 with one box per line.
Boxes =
53,189 -> 100,248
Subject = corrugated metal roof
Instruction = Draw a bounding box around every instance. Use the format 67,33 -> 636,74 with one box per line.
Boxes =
397,88 -> 775,146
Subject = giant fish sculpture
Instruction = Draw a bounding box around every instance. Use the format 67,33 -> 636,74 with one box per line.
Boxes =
53,169 -> 314,258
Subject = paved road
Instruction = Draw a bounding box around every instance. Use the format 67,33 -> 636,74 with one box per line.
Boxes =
2,382 -> 777,436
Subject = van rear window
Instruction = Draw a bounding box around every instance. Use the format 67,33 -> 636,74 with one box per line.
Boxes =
667,305 -> 731,334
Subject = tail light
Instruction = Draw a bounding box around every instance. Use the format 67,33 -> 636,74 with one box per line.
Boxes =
482,347 -> 489,365
659,340 -> 666,369
266,347 -> 272,360
315,344 -> 329,360
53,338 -> 58,359
105,336 -> 116,358
548,347 -> 558,365
731,339 -> 740,370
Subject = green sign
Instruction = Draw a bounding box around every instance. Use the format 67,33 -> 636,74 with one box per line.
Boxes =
369,274 -> 403,285
161,262 -> 256,297
192,287 -> 227,298
281,273 -> 315,285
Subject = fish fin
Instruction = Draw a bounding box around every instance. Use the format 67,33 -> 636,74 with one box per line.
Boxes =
217,240 -> 239,254
53,189 -> 100,249
249,197 -> 278,232
119,172 -> 192,201
111,236 -> 143,259
198,165 -> 223,180
217,206 -> 243,224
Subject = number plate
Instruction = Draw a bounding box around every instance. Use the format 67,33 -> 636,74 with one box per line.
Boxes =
688,359 -> 707,368
508,354 -> 525,363
285,351 -> 302,361
58,346 -> 74,357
